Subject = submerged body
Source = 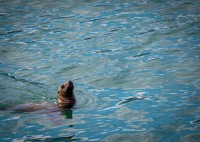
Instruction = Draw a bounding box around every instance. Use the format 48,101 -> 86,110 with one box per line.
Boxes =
13,81 -> 76,112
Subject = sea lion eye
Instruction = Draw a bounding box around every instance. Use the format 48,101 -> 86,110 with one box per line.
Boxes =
61,84 -> 65,89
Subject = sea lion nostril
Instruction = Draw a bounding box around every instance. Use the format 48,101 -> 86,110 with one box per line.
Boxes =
61,84 -> 65,89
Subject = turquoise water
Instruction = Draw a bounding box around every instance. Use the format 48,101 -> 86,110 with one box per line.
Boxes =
0,0 -> 200,141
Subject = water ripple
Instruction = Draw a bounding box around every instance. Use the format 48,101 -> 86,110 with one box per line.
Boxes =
75,90 -> 97,110
0,0 -> 199,141
117,96 -> 146,106
0,72 -> 45,87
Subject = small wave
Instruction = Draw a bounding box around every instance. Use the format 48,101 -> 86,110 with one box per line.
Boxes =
0,13 -> 8,16
53,15 -> 76,19
95,49 -> 117,53
81,18 -> 101,23
0,30 -> 23,35
75,90 -> 96,109
16,135 -> 79,142
83,35 -> 106,41
0,72 -> 45,87
191,119 -> 200,124
132,52 -> 151,58
136,29 -> 156,35
117,96 -> 146,105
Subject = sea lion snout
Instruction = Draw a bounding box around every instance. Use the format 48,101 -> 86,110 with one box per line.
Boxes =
58,81 -> 73,94
60,80 -> 73,89
69,80 -> 74,89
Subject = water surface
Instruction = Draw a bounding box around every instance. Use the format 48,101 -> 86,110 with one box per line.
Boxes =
0,0 -> 200,141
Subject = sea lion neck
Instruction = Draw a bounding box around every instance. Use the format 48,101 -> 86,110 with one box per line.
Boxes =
65,87 -> 74,97
57,81 -> 76,108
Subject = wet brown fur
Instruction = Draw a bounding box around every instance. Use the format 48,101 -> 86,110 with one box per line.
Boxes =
57,81 -> 76,109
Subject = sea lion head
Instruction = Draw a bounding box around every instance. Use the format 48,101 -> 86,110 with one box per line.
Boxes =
57,81 -> 76,109
58,81 -> 74,95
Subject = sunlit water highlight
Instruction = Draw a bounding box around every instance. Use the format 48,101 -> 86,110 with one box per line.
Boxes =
0,0 -> 200,141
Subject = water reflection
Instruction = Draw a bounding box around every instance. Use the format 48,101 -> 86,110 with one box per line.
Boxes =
61,109 -> 73,119
117,96 -> 146,105
0,0 -> 199,141
20,135 -> 79,142
109,107 -> 151,123
103,132 -> 160,142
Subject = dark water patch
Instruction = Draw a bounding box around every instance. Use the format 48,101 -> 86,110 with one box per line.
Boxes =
108,28 -> 123,32
83,35 -> 107,41
95,49 -> 116,53
80,18 -> 101,23
0,72 -> 45,87
22,135 -> 79,142
0,13 -> 8,16
118,96 -> 146,105
191,119 -> 200,124
187,31 -> 200,36
137,29 -> 156,35
38,14 -> 53,18
132,52 -> 151,58
83,36 -> 98,41
94,4 -> 114,9
21,40 -> 38,44
53,15 -> 76,19
0,103 -> 9,110
186,94 -> 200,104
0,30 -> 23,35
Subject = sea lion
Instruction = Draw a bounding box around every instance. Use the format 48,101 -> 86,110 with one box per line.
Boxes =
57,80 -> 76,109
11,81 -> 76,112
